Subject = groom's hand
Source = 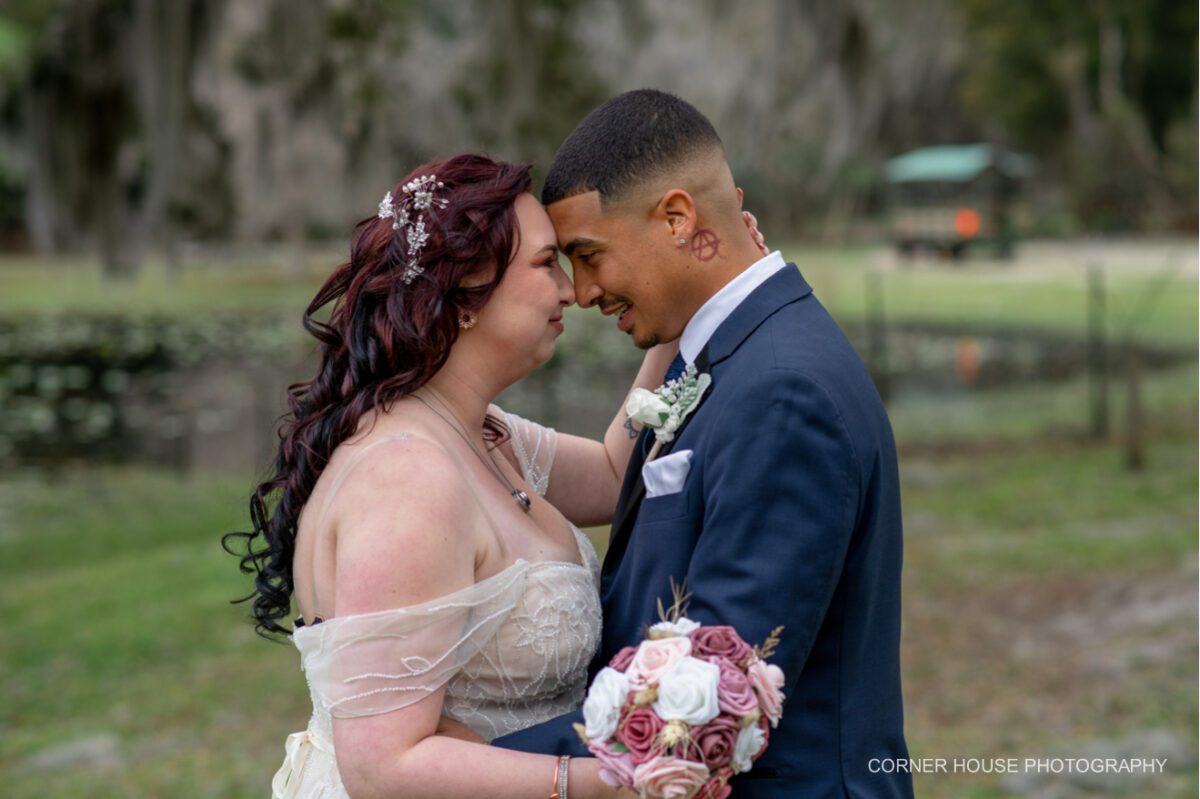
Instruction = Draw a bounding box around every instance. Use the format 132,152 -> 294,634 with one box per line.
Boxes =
742,210 -> 769,255
435,715 -> 485,744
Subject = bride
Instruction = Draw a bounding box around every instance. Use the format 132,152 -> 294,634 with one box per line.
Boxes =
224,153 -> 668,798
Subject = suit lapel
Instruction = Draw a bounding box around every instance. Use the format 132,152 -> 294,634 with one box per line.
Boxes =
603,265 -> 813,578
608,427 -> 650,551
703,264 -> 811,369
604,347 -> 713,575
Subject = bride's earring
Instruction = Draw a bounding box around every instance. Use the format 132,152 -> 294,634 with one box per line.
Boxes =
677,237 -> 687,247
458,309 -> 477,330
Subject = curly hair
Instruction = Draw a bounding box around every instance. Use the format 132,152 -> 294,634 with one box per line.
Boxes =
223,153 -> 533,637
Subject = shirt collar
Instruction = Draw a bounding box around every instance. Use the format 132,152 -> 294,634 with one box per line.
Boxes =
679,250 -> 788,364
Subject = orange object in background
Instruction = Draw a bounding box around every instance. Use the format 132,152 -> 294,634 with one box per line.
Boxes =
954,208 -> 981,238
956,336 -> 981,384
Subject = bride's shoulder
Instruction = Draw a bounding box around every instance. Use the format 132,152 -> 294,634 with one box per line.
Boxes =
328,431 -> 479,616
333,430 -> 467,516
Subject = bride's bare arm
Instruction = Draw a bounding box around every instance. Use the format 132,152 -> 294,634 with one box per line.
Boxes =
328,439 -> 621,799
538,342 -> 677,527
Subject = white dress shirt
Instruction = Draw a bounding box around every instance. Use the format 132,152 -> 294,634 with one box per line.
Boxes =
679,250 -> 789,364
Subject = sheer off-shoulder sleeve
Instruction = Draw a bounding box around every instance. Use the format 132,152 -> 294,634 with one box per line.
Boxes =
293,564 -> 530,719
503,411 -> 558,497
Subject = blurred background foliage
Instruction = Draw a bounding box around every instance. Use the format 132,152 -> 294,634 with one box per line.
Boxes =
0,0 -> 1194,279
0,1 -> 1195,797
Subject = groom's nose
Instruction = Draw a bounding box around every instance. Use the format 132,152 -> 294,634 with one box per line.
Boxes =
574,275 -> 603,308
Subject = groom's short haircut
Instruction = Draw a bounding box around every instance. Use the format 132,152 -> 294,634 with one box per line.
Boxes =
542,89 -> 725,207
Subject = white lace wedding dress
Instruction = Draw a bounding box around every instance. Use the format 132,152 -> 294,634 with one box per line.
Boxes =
271,414 -> 602,798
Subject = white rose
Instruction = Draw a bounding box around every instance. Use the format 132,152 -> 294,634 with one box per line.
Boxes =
625,389 -> 671,430
648,617 -> 701,638
652,656 -> 721,726
582,667 -> 630,742
731,722 -> 767,774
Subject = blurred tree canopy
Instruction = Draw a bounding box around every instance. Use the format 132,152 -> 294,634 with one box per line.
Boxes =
958,0 -> 1198,230
0,0 -> 1194,279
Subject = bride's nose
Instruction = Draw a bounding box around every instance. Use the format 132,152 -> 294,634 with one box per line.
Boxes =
556,269 -> 576,307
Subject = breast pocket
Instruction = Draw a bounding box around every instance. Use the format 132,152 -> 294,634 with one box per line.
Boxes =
635,488 -> 693,525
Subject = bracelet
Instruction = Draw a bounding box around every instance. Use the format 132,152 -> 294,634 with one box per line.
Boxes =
549,755 -> 571,799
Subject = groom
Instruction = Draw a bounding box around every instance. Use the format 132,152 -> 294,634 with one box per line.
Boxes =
495,89 -> 913,798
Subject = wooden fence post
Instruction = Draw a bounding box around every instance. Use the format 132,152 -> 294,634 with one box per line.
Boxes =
866,268 -> 890,403
1087,259 -> 1109,439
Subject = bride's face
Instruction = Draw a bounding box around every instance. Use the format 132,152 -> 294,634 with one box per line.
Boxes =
469,193 -> 574,372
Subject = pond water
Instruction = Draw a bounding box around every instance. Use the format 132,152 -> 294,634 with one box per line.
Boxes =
0,315 -> 1190,473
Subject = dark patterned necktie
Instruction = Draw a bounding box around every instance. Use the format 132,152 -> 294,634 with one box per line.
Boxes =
663,352 -> 686,384
642,353 -> 688,458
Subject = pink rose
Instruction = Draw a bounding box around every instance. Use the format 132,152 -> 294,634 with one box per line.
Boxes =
695,768 -> 734,799
588,739 -> 636,788
713,658 -> 759,717
626,637 -> 693,688
615,706 -> 665,761
610,645 -> 639,672
689,714 -> 741,771
746,658 -> 785,727
633,754 -> 710,799
690,626 -> 754,665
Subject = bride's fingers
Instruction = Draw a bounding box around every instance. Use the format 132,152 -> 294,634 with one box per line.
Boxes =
742,210 -> 769,255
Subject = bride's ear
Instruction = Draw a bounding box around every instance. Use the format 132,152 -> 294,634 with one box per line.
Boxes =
656,189 -> 697,247
457,265 -> 495,290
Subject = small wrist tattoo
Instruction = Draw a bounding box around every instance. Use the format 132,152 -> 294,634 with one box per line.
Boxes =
624,417 -> 640,439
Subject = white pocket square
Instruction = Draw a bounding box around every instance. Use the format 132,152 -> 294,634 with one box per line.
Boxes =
642,449 -> 693,498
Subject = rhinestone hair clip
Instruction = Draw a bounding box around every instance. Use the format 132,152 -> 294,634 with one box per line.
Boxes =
377,174 -> 450,284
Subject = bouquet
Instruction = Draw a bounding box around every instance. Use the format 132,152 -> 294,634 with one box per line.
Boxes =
575,584 -> 786,799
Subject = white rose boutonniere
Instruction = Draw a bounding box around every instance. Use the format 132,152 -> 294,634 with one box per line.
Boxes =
625,390 -> 672,430
625,363 -> 712,461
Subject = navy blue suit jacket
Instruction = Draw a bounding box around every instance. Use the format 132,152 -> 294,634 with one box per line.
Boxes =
494,265 -> 913,798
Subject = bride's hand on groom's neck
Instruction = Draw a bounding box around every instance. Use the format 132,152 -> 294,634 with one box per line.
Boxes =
742,209 -> 769,256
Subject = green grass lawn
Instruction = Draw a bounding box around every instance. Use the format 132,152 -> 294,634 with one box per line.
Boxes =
0,470 -> 306,796
900,433 -> 1198,798
0,253 -> 334,317
2,240 -> 1196,346
1,419 -> 1195,797
1,241 -> 1194,796
785,241 -> 1198,346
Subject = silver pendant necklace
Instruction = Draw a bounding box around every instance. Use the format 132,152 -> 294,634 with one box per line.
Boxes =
411,390 -> 532,513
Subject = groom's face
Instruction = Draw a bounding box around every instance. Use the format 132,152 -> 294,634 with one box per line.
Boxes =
548,191 -> 686,349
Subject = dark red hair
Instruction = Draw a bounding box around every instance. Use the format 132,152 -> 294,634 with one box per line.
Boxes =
224,153 -> 533,637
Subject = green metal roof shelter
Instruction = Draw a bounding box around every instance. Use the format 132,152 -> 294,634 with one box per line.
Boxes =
884,144 -> 1034,260
885,144 -> 1036,184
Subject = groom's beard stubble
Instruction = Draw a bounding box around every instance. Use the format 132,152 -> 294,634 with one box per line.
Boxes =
599,297 -> 659,349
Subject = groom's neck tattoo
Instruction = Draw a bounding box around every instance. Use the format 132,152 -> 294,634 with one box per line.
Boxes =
690,229 -> 720,262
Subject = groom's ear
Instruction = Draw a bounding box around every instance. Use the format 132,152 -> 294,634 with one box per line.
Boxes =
656,189 -> 697,244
